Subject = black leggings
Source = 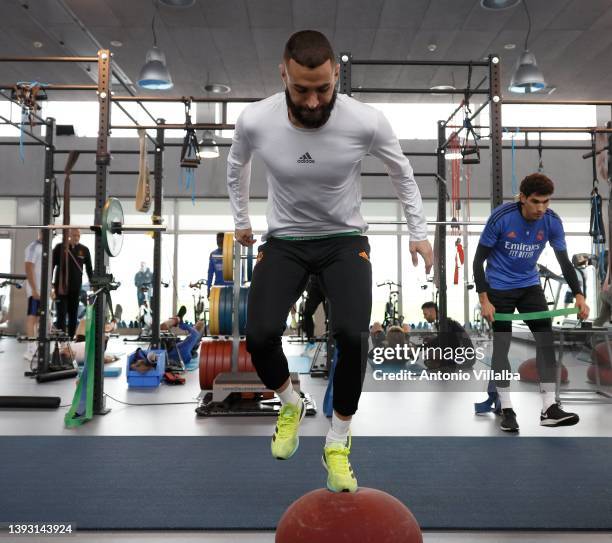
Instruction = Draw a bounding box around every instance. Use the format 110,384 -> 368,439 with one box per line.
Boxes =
488,284 -> 555,388
246,236 -> 372,417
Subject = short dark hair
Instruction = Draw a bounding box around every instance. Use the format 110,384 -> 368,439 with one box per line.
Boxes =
283,30 -> 335,69
216,232 -> 225,245
519,173 -> 554,197
421,301 -> 438,312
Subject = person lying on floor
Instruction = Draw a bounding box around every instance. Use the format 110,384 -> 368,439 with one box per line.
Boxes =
160,305 -> 205,365
59,319 -> 119,365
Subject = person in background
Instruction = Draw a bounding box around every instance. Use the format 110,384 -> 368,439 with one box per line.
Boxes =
134,261 -> 153,308
420,301 -> 475,370
23,230 -> 44,359
52,229 -> 92,339
207,232 -> 233,297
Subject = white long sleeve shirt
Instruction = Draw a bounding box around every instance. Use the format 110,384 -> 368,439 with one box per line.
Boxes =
227,92 -> 428,241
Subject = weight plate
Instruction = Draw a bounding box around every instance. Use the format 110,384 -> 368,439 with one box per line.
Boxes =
220,287 -> 227,335
246,244 -> 254,282
222,286 -> 233,335
199,341 -> 212,389
200,341 -> 216,390
239,287 -> 249,335
222,232 -> 234,282
209,286 -> 221,336
238,339 -> 255,372
215,341 -> 231,384
101,197 -> 124,257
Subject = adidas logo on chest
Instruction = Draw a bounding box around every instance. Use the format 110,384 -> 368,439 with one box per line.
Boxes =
297,152 -> 315,164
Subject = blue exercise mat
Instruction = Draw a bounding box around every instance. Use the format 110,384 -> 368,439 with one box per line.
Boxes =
1,436 -> 610,531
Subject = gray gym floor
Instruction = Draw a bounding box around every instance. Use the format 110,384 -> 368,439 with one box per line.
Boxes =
1,335 -> 611,542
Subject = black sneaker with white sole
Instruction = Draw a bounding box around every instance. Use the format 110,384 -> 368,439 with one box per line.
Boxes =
540,403 -> 579,427
500,408 -> 519,432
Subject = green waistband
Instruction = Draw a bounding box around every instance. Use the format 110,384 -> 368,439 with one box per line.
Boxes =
494,307 -> 579,321
273,231 -> 361,241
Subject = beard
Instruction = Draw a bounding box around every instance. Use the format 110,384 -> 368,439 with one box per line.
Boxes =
285,88 -> 337,129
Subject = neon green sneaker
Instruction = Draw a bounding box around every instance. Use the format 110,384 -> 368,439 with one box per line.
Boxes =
322,434 -> 358,493
271,399 -> 305,460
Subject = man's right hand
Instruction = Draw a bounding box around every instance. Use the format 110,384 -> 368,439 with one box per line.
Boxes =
235,228 -> 256,247
32,291 -> 40,301
480,299 -> 496,322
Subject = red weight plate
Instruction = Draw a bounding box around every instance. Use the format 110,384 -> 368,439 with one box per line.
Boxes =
198,341 -> 209,389
238,340 -> 255,372
211,341 -> 227,389
587,365 -> 612,385
217,341 -> 232,384
519,358 -> 568,384
208,341 -> 220,390
200,341 -> 216,390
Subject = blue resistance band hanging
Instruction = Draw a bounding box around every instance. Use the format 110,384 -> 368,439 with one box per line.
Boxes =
179,100 -> 200,205
590,186 -> 606,282
589,132 -> 607,282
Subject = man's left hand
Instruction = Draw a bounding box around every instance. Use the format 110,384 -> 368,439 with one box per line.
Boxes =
409,239 -> 433,274
575,294 -> 590,320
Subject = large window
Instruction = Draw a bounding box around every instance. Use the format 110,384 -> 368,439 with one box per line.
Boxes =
478,104 -> 596,141
222,102 -> 597,141
38,102 -> 195,139
0,103 -> 21,137
52,199 -> 174,324
176,233 -> 218,322
177,199 -> 267,233
0,238 -> 13,326
1,194 -> 603,332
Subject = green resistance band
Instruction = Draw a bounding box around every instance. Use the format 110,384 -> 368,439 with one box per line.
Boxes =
494,307 -> 579,322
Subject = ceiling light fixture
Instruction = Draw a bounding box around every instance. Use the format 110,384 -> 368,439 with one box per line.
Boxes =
427,43 -> 437,52
197,131 -> 220,159
504,43 -> 516,50
430,85 -> 456,95
204,83 -> 231,94
480,0 -> 521,9
509,0 -> 546,93
138,3 -> 173,90
110,40 -> 123,47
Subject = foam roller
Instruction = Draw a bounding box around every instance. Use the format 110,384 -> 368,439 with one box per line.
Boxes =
0,396 -> 61,409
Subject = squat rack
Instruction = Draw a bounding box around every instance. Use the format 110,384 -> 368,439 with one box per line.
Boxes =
0,51 -> 267,419
0,52 -> 114,414
339,53 -> 503,333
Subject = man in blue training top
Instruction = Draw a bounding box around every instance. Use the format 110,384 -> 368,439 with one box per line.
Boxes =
473,173 -> 589,433
207,232 -> 233,297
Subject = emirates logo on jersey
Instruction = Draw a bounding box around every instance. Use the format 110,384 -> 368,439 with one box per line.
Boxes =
506,231 -> 517,239
536,230 -> 544,241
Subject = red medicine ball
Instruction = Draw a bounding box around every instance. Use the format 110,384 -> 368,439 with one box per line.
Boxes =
276,487 -> 423,543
